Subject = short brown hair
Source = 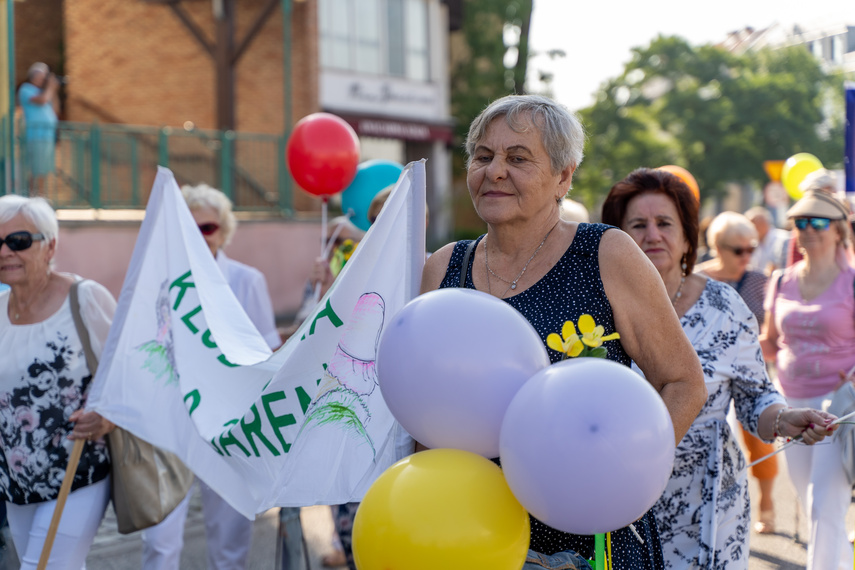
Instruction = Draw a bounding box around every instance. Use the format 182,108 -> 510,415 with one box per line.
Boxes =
601,168 -> 700,274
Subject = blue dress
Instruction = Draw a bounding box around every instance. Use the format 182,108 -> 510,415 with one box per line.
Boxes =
439,223 -> 665,570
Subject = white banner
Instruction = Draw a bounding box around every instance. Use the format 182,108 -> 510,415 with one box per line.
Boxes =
88,162 -> 426,517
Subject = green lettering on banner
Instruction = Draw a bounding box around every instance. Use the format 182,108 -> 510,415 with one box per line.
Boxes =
170,270 -> 195,310
240,404 -> 281,457
202,329 -> 217,348
217,354 -> 239,368
210,437 -> 224,456
181,305 -> 202,334
262,392 -> 297,453
184,390 -> 201,416
218,419 -> 250,457
303,300 -> 343,340
295,386 -> 312,415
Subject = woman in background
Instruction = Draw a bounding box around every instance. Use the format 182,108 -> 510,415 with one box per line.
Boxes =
761,187 -> 855,570
695,211 -> 779,534
602,168 -> 834,569
0,195 -> 115,568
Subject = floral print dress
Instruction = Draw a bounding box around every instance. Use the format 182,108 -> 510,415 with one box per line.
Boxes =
0,282 -> 113,504
638,279 -> 784,569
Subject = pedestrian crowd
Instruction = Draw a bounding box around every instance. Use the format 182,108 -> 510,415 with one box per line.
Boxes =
1,91 -> 854,570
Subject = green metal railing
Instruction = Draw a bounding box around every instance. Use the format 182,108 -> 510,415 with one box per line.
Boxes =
7,121 -> 293,214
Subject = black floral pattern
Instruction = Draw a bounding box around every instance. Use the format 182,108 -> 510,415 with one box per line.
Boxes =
648,280 -> 784,569
0,330 -> 110,504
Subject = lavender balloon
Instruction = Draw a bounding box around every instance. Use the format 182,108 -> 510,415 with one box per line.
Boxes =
499,358 -> 675,534
377,288 -> 549,458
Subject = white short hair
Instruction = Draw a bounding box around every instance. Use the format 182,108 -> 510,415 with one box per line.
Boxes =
560,198 -> 589,223
465,94 -> 585,174
0,195 -> 59,245
181,184 -> 237,245
799,168 -> 838,194
707,211 -> 758,252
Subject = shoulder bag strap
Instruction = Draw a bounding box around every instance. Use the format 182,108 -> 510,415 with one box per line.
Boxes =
69,280 -> 99,374
459,239 -> 478,288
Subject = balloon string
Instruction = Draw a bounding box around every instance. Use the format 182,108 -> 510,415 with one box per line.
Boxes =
321,210 -> 355,260
320,199 -> 328,257
744,408 -> 855,470
313,200 -> 330,305
606,532 -> 613,570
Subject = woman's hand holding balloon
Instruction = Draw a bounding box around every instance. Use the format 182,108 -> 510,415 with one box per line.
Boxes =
777,407 -> 837,445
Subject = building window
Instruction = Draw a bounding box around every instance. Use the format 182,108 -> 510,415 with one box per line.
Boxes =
319,0 -> 429,81
832,35 -> 843,63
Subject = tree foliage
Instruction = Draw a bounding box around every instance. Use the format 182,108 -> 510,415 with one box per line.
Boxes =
448,0 -> 533,235
450,1 -> 532,151
573,35 -> 846,209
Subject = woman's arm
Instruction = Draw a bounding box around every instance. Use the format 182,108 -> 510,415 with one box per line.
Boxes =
600,230 -> 707,444
26,75 -> 59,106
758,312 -> 779,361
419,242 -> 457,294
756,404 -> 836,444
759,270 -> 782,360
726,289 -> 787,440
69,279 -> 118,441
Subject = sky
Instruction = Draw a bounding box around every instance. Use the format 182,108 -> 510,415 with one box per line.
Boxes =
528,0 -> 855,111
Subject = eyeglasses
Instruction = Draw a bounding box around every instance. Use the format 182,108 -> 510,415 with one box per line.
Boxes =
723,245 -> 756,257
0,231 -> 45,252
794,217 -> 831,231
197,223 -> 220,236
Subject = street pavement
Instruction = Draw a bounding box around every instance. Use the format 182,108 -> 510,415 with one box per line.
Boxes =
744,450 -> 855,569
0,452 -> 851,569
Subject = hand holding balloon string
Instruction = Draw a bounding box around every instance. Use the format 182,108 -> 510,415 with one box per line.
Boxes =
745,407 -> 843,470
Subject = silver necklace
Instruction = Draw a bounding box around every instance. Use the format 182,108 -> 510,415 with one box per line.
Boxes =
670,275 -> 686,306
671,258 -> 687,306
485,221 -> 558,295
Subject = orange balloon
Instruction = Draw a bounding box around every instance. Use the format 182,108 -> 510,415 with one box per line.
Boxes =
657,165 -> 700,202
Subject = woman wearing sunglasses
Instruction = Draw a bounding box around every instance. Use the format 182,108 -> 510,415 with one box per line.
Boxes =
695,211 -> 781,534
0,195 -> 116,567
760,188 -> 855,569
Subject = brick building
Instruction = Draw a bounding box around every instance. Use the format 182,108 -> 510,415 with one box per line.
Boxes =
13,0 -> 456,234
9,0 -> 458,317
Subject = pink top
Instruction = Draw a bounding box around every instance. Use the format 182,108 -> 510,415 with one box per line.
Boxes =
766,263 -> 855,398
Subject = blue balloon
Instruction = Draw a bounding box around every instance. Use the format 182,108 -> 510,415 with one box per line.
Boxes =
341,160 -> 404,230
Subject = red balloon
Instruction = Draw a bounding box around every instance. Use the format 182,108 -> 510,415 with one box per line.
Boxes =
286,113 -> 360,197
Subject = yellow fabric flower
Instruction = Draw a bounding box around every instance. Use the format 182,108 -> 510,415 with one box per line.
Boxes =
547,320 -> 584,358
578,314 -> 620,348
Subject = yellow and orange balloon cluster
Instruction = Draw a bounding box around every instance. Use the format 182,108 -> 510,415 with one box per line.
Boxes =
353,449 -> 530,570
657,165 -> 700,202
356,289 -> 677,569
781,153 -> 823,200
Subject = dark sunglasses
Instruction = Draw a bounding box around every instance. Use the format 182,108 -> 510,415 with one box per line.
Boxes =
197,223 -> 220,236
723,245 -> 756,257
0,231 -> 45,252
794,217 -> 831,231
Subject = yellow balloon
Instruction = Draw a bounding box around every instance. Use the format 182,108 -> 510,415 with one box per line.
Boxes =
353,448 -> 530,570
781,153 -> 823,201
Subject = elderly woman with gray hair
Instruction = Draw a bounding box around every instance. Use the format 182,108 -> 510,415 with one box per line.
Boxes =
0,195 -> 116,568
420,94 -> 708,569
141,184 -> 282,570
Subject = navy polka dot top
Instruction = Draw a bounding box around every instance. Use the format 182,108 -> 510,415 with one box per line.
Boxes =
439,223 -> 665,570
